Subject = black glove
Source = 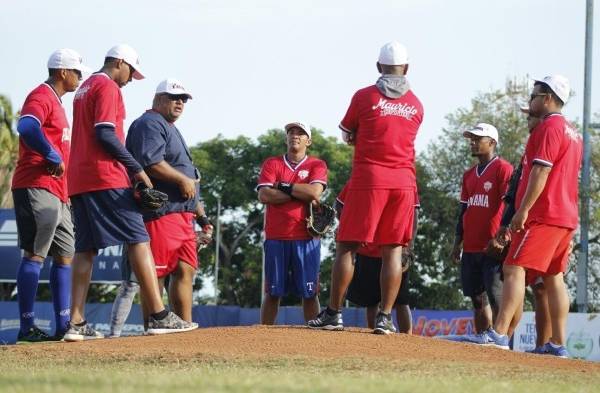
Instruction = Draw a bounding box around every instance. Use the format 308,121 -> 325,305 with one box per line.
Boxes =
306,202 -> 336,237
133,183 -> 168,211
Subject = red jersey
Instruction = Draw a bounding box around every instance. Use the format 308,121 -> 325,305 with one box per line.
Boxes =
339,85 -> 423,190
515,114 -> 582,229
336,182 -> 420,257
12,84 -> 71,202
258,155 -> 328,240
460,157 -> 513,252
68,73 -> 130,196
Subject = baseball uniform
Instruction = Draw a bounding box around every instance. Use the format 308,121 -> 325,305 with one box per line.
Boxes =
505,114 -> 582,274
258,154 -> 327,298
337,85 -> 423,245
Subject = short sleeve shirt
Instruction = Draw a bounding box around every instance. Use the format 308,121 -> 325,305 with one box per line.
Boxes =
126,110 -> 200,220
68,73 -> 130,196
258,155 -> 328,240
339,85 -> 423,190
12,84 -> 71,202
515,114 -> 582,229
460,157 -> 513,252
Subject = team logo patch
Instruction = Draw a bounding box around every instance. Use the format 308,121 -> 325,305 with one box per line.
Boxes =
483,181 -> 493,192
298,170 -> 309,179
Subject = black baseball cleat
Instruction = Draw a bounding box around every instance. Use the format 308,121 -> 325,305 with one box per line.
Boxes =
16,326 -> 52,344
373,312 -> 397,335
307,308 -> 344,331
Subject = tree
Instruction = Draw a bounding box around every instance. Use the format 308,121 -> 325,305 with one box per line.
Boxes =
190,129 -> 352,306
0,94 -> 18,208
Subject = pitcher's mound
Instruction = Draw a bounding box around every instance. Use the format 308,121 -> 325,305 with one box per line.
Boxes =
9,325 -> 600,375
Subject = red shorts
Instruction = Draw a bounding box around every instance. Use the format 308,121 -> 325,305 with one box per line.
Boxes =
505,221 -> 573,276
337,188 -> 414,246
145,212 -> 198,278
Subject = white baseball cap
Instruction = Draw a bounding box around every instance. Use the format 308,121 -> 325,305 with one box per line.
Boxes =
463,123 -> 499,143
105,44 -> 145,80
533,74 -> 570,104
155,78 -> 192,99
378,41 -> 409,65
47,48 -> 91,73
285,121 -> 311,139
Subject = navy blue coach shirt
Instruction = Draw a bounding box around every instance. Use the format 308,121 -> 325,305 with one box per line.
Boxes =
126,110 -> 200,220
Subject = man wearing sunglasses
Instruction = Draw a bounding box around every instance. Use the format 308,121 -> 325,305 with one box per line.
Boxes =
473,75 -> 582,358
12,49 -> 90,343
65,46 -> 195,341
119,79 -> 209,328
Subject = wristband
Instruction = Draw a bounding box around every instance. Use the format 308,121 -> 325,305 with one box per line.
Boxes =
276,182 -> 294,196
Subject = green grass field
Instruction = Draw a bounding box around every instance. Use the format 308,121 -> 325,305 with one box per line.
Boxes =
2,352 -> 599,393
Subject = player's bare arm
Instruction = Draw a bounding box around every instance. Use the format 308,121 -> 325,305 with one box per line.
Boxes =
146,160 -> 197,200
258,186 -> 292,205
451,202 -> 467,264
287,183 -> 324,203
510,164 -> 551,231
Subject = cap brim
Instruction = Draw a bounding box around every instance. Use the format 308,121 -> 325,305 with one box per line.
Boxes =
75,64 -> 93,74
132,67 -> 145,80
519,106 -> 530,114
463,130 -> 486,138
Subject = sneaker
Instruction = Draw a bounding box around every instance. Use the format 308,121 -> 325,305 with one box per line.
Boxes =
373,312 -> 397,335
467,328 -> 510,350
146,311 -> 197,335
525,346 -> 546,354
540,342 -> 569,358
63,321 -> 105,342
16,326 -> 52,344
307,308 -> 344,331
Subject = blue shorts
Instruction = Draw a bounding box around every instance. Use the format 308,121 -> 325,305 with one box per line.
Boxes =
71,188 -> 149,252
264,239 -> 321,299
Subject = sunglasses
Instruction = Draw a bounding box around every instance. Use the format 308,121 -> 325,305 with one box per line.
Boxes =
69,69 -> 83,80
164,94 -> 189,103
529,93 -> 550,102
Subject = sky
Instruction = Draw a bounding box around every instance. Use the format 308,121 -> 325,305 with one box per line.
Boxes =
1,0 -> 599,153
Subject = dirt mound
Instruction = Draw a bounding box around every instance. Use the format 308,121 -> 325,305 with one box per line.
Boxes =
8,325 -> 599,375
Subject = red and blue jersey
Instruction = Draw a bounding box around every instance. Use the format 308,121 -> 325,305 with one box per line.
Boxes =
12,83 -> 71,202
68,73 -> 130,196
515,114 -> 582,229
339,85 -> 423,190
258,155 -> 328,240
460,156 -> 512,252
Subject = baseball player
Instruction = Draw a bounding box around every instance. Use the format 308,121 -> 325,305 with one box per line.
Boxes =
125,78 -> 211,325
491,109 -> 552,354
337,184 -> 420,333
64,45 -> 195,341
450,123 -> 513,333
257,122 -> 328,324
308,41 -> 423,334
11,49 -> 90,343
474,75 -> 582,357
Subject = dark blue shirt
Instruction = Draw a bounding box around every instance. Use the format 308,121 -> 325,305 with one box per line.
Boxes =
126,110 -> 200,220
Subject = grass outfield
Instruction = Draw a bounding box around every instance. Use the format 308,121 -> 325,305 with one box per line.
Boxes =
2,355 -> 599,393
2,326 -> 599,393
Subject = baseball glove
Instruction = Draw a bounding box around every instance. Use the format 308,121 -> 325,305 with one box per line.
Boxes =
306,202 -> 336,237
401,247 -> 415,272
196,230 -> 213,251
133,183 -> 168,211
485,237 -> 509,262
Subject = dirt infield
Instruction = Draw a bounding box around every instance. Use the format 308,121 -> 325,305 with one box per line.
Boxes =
6,325 -> 600,376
